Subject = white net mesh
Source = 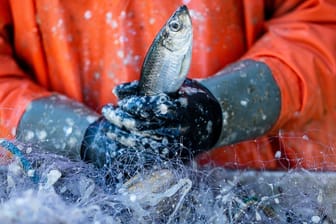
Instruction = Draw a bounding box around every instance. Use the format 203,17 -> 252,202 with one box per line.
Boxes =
0,137 -> 335,223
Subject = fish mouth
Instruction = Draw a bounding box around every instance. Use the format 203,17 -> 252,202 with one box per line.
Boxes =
174,5 -> 191,20
178,5 -> 188,13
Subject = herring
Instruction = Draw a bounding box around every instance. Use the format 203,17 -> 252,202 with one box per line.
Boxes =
139,5 -> 193,95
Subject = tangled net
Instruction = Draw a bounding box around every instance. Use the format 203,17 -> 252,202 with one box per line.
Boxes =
0,138 -> 335,224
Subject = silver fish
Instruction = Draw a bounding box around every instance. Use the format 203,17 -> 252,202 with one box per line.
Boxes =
139,5 -> 193,95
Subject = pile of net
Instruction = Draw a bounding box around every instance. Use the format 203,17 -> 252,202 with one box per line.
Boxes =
0,139 -> 335,224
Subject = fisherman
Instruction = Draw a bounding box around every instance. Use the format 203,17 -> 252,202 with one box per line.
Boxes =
0,1 -> 336,172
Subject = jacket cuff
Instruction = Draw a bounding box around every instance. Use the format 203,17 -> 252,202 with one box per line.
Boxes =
16,94 -> 99,159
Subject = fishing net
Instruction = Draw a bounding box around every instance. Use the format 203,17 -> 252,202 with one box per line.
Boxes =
0,134 -> 336,224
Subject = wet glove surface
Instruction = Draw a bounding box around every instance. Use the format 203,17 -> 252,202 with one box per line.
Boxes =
80,117 -> 170,179
102,79 -> 222,159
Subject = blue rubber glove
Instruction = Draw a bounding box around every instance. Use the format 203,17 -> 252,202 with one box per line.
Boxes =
102,79 -> 222,159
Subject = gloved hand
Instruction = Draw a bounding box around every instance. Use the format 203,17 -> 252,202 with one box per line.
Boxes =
103,59 -> 282,157
80,117 -> 171,178
102,78 -> 223,159
16,94 -> 169,179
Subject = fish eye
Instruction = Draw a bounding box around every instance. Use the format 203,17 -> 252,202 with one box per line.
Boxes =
169,20 -> 182,32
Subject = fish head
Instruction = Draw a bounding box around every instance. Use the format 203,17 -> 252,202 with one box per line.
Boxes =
161,5 -> 192,53
139,5 -> 193,95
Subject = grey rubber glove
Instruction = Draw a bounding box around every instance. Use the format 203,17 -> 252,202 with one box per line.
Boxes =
200,59 -> 281,146
80,117 -> 171,178
16,95 -> 175,178
103,59 -> 281,157
16,95 -> 99,160
103,78 -> 223,159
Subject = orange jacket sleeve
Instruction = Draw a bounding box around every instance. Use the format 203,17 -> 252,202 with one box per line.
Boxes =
0,0 -> 50,138
199,0 -> 336,170
245,0 -> 336,133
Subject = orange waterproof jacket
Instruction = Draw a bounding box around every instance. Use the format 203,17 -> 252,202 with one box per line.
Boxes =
0,0 -> 336,170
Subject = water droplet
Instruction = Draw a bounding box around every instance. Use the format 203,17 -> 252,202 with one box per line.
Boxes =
311,216 -> 320,223
117,50 -> 124,58
149,18 -> 155,24
240,100 -> 248,107
37,130 -> 47,140
106,12 -> 112,22
25,131 -> 35,141
84,10 -> 92,20
302,135 -> 309,140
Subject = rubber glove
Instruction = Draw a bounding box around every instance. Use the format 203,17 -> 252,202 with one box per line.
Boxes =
102,78 -> 223,159
80,117 -> 170,178
16,95 -> 164,178
103,59 -> 281,157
